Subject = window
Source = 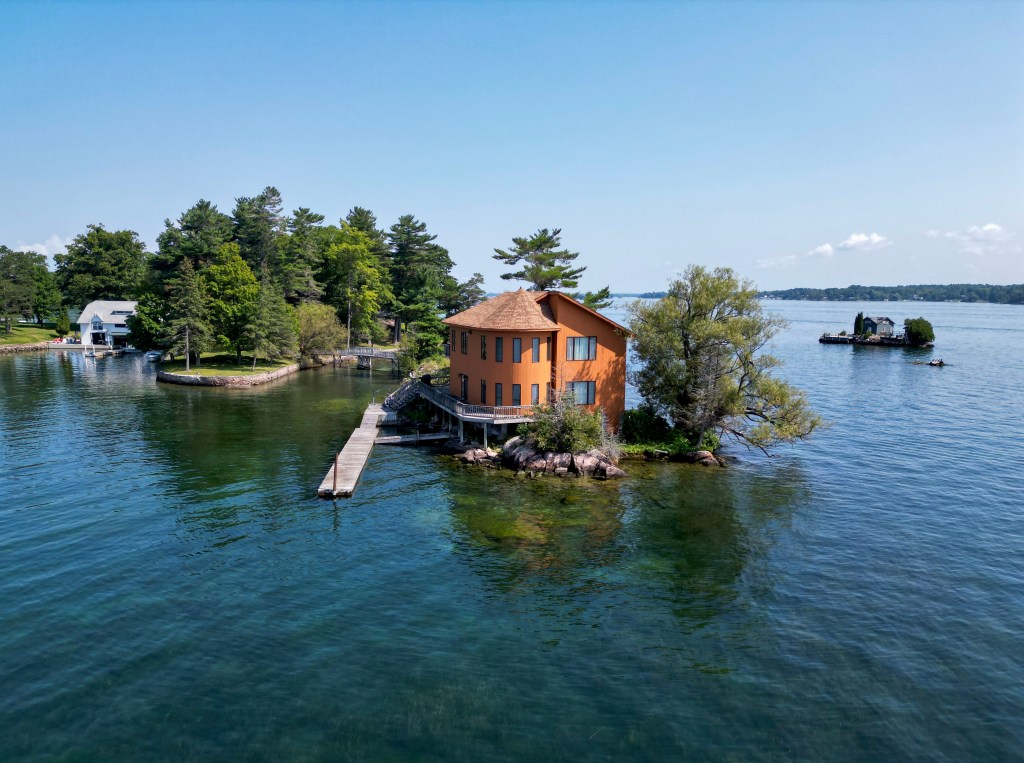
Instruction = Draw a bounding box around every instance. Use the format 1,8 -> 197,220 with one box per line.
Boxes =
531,337 -> 540,362
546,336 -> 551,361
111,310 -> 133,316
495,383 -> 503,406
511,384 -> 521,406
460,331 -> 468,355
531,384 -> 540,405
566,336 -> 598,361
480,379 -> 487,404
495,337 -> 503,362
480,335 -> 487,360
512,338 -> 522,363
460,374 -> 468,400
566,381 -> 596,405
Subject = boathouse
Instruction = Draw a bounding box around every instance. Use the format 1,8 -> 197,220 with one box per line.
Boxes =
863,316 -> 895,337
77,300 -> 137,348
439,289 -> 628,436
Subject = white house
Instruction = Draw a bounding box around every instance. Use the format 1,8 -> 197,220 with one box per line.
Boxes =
77,300 -> 138,348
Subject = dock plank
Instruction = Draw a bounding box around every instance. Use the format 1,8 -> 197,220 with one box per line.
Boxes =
317,404 -> 385,498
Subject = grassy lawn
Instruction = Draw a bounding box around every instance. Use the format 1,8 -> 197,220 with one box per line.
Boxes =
0,324 -> 58,346
159,353 -> 295,376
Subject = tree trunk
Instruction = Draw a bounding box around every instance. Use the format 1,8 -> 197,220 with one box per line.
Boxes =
184,325 -> 191,372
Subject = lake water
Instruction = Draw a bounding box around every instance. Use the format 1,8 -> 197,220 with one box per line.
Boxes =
1,300 -> 1022,761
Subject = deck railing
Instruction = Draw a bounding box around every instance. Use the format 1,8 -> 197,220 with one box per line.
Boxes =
415,382 -> 535,421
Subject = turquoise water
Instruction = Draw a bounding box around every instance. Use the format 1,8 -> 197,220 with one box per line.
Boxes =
1,301 -> 1022,760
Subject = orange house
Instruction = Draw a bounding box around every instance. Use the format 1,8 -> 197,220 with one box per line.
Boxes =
441,289 -> 628,432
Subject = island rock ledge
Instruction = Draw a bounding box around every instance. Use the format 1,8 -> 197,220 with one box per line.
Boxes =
460,435 -> 626,479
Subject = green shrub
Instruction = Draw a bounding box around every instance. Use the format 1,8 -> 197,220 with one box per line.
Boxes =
904,317 -> 935,345
518,390 -> 606,454
621,405 -> 671,444
54,311 -> 70,337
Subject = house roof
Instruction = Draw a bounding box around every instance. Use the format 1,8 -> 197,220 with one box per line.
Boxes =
870,316 -> 895,324
443,289 -> 560,331
78,300 -> 138,324
443,289 -> 630,334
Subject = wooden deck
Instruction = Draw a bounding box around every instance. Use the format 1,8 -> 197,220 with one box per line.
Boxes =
317,404 -> 385,498
375,432 -> 451,445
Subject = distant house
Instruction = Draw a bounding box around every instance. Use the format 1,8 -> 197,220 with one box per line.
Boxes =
441,289 -> 629,433
863,316 -> 895,337
77,300 -> 138,347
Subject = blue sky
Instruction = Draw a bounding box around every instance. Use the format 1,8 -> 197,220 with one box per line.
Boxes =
2,0 -> 1021,291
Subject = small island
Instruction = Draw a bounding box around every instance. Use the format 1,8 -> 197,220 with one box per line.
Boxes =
820,312 -> 935,347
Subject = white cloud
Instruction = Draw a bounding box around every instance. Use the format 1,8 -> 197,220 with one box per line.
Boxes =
808,243 -> 834,258
838,232 -> 891,251
926,223 -> 1015,256
16,234 -> 73,263
757,253 -> 800,269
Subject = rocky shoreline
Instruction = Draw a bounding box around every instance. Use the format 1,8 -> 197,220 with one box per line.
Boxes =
0,341 -> 53,354
457,435 -> 627,479
156,364 -> 300,388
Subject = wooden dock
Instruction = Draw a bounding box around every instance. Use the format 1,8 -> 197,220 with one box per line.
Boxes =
376,432 -> 451,445
317,404 -> 385,498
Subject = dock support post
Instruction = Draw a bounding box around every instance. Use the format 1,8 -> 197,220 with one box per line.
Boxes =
332,451 -> 339,494
483,423 -> 488,449
458,419 -> 464,443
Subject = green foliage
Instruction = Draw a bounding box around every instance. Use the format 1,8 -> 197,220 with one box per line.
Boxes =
203,243 -> 259,361
54,310 -> 70,337
232,186 -> 285,272
761,283 -> 1024,305
518,390 -> 606,454
0,245 -> 47,332
126,292 -> 164,351
55,225 -> 149,308
904,316 -> 935,345
853,311 -> 864,336
577,285 -> 613,310
245,270 -> 297,369
386,214 -> 455,342
279,207 -> 325,304
442,272 -> 486,316
493,228 -> 586,290
319,224 -> 394,346
628,265 -> 822,453
621,405 -> 671,444
161,259 -> 213,371
296,302 -> 345,365
154,199 -> 232,281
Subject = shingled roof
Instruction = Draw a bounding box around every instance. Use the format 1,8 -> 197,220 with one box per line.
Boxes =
443,289 -> 559,331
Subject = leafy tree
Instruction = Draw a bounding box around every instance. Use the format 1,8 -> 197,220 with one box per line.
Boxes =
161,259 -> 213,371
279,207 -> 325,304
628,265 -> 821,453
54,310 -> 71,337
0,246 -> 43,333
203,243 -> 259,362
55,225 -> 149,308
854,311 -> 865,336
386,214 -> 454,342
518,390 -> 606,454
245,270 -> 297,369
31,266 -> 63,323
126,292 -> 164,351
345,207 -> 388,252
903,317 -> 935,345
577,285 -> 613,310
493,228 -> 586,290
232,186 -> 286,273
319,224 -> 394,346
153,200 -> 232,282
296,302 -> 345,366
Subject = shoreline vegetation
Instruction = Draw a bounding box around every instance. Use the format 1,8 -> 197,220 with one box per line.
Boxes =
618,283 -> 1024,304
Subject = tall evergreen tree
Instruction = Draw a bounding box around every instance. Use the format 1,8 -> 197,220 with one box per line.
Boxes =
232,186 -> 286,273
854,311 -> 865,336
493,228 -> 586,290
386,215 -> 454,342
203,243 -> 260,362
154,200 -> 232,282
279,207 -> 326,304
245,268 -> 297,370
161,259 -> 213,371
577,285 -> 613,310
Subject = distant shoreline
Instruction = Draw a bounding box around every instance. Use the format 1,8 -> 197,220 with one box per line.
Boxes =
612,283 -> 1023,305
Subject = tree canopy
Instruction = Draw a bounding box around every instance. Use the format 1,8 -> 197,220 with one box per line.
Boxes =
493,228 -> 586,290
55,225 -> 149,308
628,265 -> 821,452
903,317 -> 935,345
0,246 -> 57,332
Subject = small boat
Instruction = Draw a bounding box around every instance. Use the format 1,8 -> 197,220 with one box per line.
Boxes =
145,350 -> 163,362
928,359 -> 945,367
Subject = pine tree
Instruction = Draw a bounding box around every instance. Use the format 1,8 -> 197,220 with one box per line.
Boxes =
854,311 -> 865,336
161,259 -> 213,371
245,269 -> 297,370
493,228 -> 586,290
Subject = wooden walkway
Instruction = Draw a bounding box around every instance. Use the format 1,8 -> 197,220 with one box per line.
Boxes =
376,432 -> 450,445
317,404 -> 385,498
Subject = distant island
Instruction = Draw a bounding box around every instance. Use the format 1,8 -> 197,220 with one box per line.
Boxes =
757,283 -> 1023,305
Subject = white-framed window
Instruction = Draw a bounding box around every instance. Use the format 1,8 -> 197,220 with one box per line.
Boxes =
566,336 -> 597,361
566,381 -> 596,405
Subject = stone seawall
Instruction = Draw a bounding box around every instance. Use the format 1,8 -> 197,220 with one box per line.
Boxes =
157,364 -> 300,388
0,341 -> 53,354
